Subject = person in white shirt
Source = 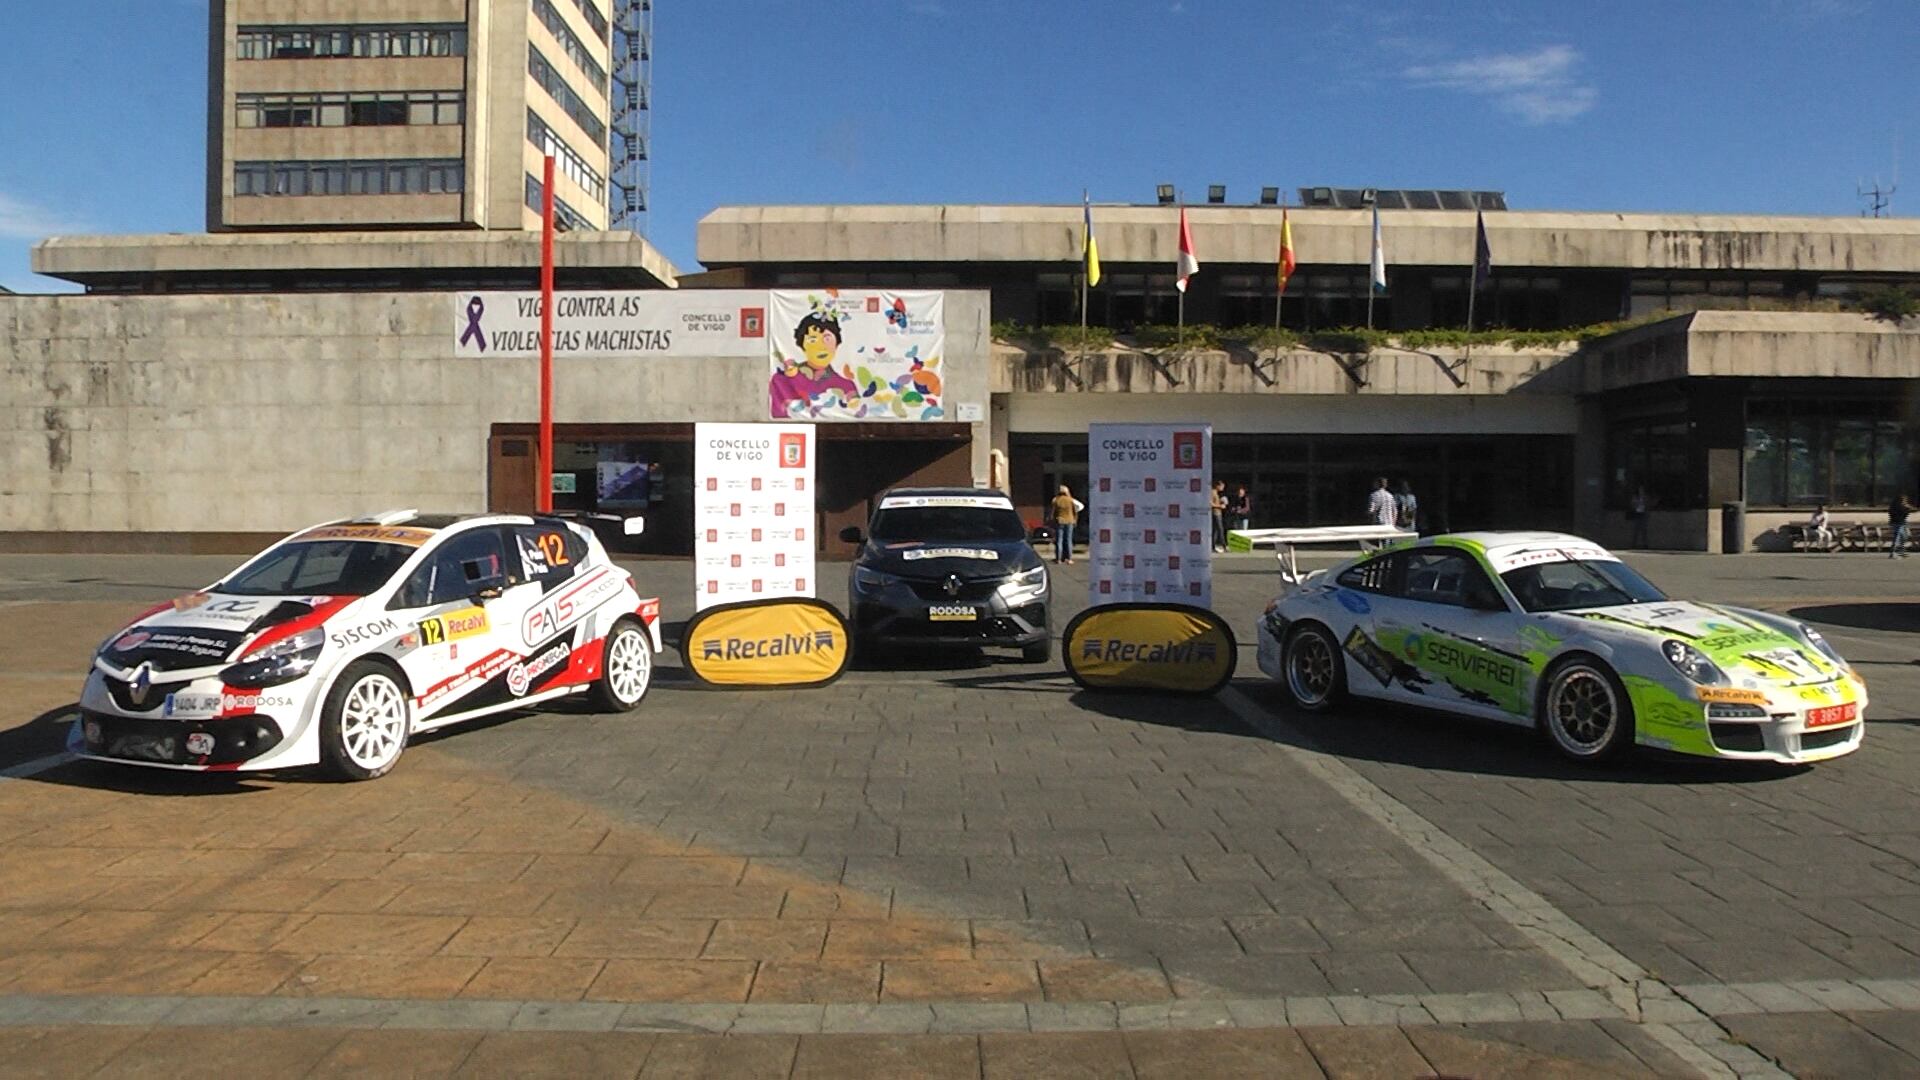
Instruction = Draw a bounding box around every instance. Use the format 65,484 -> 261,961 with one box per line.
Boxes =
1366,477 -> 1398,549
1809,504 -> 1835,552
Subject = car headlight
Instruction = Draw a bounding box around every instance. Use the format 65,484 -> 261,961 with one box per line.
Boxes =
1662,639 -> 1726,686
222,627 -> 324,688
1798,624 -> 1850,671
999,565 -> 1048,599
853,567 -> 894,593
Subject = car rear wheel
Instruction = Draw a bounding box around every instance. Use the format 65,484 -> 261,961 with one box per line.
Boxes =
1284,622 -> 1346,712
320,661 -> 410,781
589,619 -> 653,712
1540,657 -> 1635,763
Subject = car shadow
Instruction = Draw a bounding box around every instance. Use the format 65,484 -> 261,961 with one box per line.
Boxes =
1790,602 -> 1920,636
1231,680 -> 1810,785
0,703 -> 83,770
1068,688 -> 1257,736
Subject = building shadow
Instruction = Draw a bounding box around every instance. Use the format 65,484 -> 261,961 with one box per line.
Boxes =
1790,602 -> 1920,636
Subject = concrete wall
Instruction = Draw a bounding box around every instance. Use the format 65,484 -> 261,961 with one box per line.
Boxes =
992,343 -> 1580,398
0,289 -> 990,537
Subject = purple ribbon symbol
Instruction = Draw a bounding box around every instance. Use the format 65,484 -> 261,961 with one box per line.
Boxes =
460,296 -> 486,352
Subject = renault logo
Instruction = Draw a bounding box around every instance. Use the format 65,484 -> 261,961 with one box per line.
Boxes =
943,575 -> 963,597
128,663 -> 154,706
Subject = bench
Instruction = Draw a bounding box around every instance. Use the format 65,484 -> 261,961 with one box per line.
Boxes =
1782,522 -> 1888,551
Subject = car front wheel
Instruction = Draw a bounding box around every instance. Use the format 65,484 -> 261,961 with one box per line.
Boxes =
1540,656 -> 1635,763
1284,622 -> 1346,712
590,619 -> 653,712
320,661 -> 411,781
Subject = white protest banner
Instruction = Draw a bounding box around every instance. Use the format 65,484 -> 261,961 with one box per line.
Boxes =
1086,423 -> 1214,608
453,290 -> 768,357
694,423 -> 815,611
769,290 -> 945,420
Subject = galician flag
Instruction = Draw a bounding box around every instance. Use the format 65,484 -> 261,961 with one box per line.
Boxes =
1278,208 -> 1297,293
1083,193 -> 1102,288
1369,204 -> 1387,294
1175,206 -> 1199,293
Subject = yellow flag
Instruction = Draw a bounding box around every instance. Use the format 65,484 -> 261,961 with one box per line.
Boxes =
1083,196 -> 1102,287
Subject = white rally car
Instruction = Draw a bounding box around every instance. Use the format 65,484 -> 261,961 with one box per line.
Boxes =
72,511 -> 662,780
1256,532 -> 1866,765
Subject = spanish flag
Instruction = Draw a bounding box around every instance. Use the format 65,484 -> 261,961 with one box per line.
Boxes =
1278,208 -> 1296,294
1083,192 -> 1102,288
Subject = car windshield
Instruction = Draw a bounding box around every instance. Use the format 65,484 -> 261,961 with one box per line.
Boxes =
870,506 -> 1026,543
219,540 -> 415,597
1501,558 -> 1667,613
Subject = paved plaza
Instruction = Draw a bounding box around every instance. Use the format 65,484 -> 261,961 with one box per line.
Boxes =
0,550 -> 1917,1077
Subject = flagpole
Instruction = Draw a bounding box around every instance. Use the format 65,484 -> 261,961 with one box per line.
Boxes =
1464,266 -> 1477,365
1081,190 -> 1089,333
1177,198 -> 1185,332
1275,198 -> 1285,332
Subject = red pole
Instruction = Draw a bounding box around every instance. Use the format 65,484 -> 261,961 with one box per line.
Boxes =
537,154 -> 556,514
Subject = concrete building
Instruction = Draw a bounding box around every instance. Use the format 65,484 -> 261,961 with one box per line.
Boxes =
208,0 -> 614,233
698,202 -> 1920,552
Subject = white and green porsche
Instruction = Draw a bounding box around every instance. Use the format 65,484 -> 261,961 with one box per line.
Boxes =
1255,532 -> 1866,764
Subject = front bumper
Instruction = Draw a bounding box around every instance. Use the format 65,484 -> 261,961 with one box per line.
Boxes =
850,579 -> 1049,648
1694,696 -> 1866,764
70,710 -> 286,769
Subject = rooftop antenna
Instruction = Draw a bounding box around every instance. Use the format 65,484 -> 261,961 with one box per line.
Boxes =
1858,132 -> 1899,218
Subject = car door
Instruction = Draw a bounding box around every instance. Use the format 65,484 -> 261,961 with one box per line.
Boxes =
1364,548 -> 1531,719
390,525 -> 528,721
1323,550 -> 1404,702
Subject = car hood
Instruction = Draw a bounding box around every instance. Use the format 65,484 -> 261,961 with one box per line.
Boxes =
1547,600 -> 1840,686
859,539 -> 1039,579
100,592 -> 351,671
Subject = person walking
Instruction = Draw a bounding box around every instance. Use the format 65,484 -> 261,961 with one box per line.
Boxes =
1889,495 -> 1911,559
1630,486 -> 1651,549
1210,481 -> 1228,553
1049,484 -> 1080,564
1229,485 -> 1252,534
1394,479 -> 1419,535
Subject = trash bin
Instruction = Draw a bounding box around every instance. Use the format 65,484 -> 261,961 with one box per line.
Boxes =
1721,501 -> 1745,554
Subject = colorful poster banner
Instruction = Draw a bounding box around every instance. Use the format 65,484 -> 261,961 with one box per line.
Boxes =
452,290 -> 767,358
768,290 -> 945,421
694,422 -> 816,612
1086,423 -> 1214,609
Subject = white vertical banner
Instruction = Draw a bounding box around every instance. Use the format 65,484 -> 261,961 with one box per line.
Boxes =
694,423 -> 816,612
1086,424 -> 1214,608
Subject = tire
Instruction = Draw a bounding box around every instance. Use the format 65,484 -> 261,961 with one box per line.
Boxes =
319,660 -> 411,781
1283,622 -> 1346,712
589,619 -> 653,713
1538,655 -> 1636,764
1021,638 -> 1053,664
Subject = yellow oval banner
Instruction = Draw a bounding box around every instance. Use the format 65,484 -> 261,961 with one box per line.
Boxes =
680,598 -> 851,689
1063,603 -> 1237,695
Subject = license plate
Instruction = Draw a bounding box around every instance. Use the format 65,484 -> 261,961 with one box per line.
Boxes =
927,605 -> 978,622
1806,702 -> 1857,728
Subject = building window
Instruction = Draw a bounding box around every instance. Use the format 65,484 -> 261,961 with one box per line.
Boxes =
532,0 -> 608,93
1629,275 -> 1790,318
567,0 -> 610,42
236,24 -> 467,61
237,91 -> 462,129
1745,399 -> 1912,508
527,111 -> 607,205
528,46 -> 608,145
235,158 -> 464,197
1606,418 -> 1691,511
525,174 -> 594,231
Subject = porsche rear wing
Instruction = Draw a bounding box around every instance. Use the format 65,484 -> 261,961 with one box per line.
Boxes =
1227,526 -> 1416,586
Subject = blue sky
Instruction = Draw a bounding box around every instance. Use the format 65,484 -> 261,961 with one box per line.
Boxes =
1,0 -> 1913,292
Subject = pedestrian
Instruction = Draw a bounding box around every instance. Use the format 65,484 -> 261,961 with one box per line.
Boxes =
1366,476 -> 1397,548
1630,486 -> 1650,549
1809,503 -> 1835,552
1210,480 -> 1227,553
1229,485 -> 1252,534
1049,484 -> 1079,564
1889,495 -> 1911,559
1394,479 -> 1418,535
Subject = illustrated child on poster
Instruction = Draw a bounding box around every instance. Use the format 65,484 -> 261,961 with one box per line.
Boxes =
769,308 -> 861,418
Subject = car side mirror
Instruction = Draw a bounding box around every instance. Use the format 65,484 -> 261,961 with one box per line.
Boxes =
839,526 -> 864,544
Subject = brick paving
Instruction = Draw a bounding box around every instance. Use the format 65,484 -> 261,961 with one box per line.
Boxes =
0,550 -> 1917,1074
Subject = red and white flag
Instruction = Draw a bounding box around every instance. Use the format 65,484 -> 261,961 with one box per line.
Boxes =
1175,206 -> 1200,293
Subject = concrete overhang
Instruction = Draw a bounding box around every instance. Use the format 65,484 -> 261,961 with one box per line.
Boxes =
1583,311 -> 1920,393
697,204 -> 1920,274
31,229 -> 679,291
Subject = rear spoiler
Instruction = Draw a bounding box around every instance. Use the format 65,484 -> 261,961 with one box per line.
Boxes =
1226,526 -> 1415,586
548,511 -> 645,536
